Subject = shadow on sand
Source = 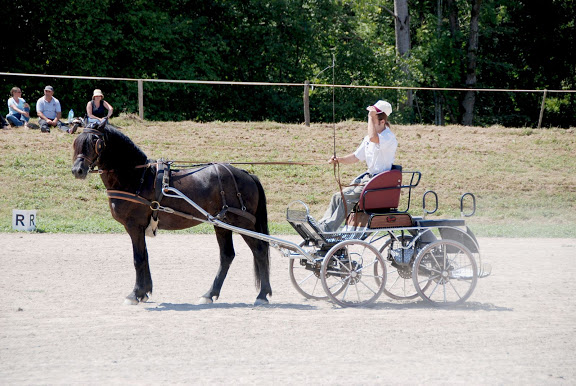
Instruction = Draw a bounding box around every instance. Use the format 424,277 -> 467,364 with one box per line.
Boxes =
146,299 -> 511,312
146,301 -> 318,311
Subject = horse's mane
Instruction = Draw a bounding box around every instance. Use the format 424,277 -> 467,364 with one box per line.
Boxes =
73,125 -> 149,168
102,126 -> 148,166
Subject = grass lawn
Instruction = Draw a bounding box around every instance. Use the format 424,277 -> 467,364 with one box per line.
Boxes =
1,115 -> 574,237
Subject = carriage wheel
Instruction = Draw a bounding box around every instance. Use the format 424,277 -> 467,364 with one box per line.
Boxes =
412,240 -> 478,306
289,243 -> 345,300
320,240 -> 386,307
376,236 -> 421,300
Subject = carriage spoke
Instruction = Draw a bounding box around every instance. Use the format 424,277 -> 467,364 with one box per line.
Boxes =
377,235 -> 421,300
357,276 -> 379,295
297,271 -> 317,287
413,240 -> 478,306
290,257 -> 336,300
321,240 -> 386,307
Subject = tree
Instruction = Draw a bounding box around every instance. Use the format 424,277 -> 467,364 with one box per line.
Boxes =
394,0 -> 413,111
461,0 -> 481,125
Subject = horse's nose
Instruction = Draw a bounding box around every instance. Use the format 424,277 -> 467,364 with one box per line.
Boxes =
72,165 -> 86,179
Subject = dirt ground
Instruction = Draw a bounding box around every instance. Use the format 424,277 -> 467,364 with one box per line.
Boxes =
1,233 -> 575,384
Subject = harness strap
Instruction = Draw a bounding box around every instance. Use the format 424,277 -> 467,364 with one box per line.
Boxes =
106,190 -> 207,223
220,163 -> 247,210
107,190 -> 153,207
213,164 -> 256,224
106,163 -> 257,225
150,158 -> 168,222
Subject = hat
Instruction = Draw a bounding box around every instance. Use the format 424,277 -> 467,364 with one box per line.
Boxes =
44,85 -> 54,92
92,89 -> 104,99
367,100 -> 392,116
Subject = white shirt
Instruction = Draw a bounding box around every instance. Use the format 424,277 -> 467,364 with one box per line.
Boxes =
8,97 -> 26,115
36,96 -> 61,120
353,127 -> 397,175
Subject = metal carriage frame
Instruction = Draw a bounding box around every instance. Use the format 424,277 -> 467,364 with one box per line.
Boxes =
161,166 -> 490,308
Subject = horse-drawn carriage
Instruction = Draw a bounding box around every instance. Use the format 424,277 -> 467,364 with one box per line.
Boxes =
284,167 -> 491,307
160,163 -> 491,308
72,123 -> 490,307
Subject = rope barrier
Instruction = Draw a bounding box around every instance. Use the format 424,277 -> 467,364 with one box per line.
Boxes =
2,72 -> 575,93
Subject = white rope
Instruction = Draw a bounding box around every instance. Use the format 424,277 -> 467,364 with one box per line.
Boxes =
2,72 -> 574,94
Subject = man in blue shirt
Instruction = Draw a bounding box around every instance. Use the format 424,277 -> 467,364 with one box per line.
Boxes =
36,86 -> 62,133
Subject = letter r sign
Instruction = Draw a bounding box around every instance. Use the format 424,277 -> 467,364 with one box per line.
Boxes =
12,210 -> 37,231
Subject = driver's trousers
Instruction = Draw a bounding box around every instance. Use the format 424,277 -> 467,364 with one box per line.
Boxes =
318,172 -> 371,232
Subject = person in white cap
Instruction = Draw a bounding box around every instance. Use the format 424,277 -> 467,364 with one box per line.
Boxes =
36,85 -> 63,133
318,100 -> 398,232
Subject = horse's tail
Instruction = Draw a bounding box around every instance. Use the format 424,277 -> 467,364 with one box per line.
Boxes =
250,173 -> 270,289
251,174 -> 269,237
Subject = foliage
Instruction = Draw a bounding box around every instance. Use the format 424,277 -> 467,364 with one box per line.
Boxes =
0,0 -> 574,127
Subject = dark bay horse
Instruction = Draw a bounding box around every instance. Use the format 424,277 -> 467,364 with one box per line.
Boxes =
71,123 -> 271,306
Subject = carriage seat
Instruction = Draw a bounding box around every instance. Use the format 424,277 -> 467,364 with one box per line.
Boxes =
357,166 -> 403,213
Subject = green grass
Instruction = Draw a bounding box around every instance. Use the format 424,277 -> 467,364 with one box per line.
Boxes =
1,116 -> 575,237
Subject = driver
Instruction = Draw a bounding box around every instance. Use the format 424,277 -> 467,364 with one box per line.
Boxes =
318,100 -> 398,232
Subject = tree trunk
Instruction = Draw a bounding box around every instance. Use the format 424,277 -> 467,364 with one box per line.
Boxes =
462,0 -> 482,126
445,0 -> 460,37
394,0 -> 413,111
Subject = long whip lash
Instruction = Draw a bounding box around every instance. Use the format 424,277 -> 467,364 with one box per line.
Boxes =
329,54 -> 348,217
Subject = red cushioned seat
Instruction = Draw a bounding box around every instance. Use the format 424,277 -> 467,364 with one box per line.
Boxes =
357,169 -> 402,211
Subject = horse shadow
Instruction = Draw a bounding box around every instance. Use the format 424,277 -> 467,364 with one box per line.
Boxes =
146,302 -> 318,312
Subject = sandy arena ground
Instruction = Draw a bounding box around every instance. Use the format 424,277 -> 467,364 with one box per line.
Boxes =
1,233 -> 575,384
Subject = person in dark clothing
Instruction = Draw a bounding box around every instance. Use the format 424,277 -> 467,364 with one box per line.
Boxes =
86,89 -> 113,127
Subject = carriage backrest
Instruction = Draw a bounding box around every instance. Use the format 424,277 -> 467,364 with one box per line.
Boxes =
357,168 -> 403,212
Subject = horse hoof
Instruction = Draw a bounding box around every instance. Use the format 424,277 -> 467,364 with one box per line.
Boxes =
254,298 -> 269,307
141,294 -> 149,303
124,297 -> 139,305
197,296 -> 213,305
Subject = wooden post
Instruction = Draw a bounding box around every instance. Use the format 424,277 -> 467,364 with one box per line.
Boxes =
303,80 -> 310,127
138,79 -> 144,120
537,89 -> 547,129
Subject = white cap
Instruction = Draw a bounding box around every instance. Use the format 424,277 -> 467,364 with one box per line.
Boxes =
367,100 -> 392,116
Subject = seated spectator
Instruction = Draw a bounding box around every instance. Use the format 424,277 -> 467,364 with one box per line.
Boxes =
1,114 -> 9,129
36,85 -> 64,133
6,87 -> 31,128
86,89 -> 113,127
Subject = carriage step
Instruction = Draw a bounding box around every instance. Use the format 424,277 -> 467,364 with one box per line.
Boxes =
415,219 -> 466,227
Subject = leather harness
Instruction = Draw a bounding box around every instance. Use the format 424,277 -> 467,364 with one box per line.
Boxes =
106,161 -> 256,226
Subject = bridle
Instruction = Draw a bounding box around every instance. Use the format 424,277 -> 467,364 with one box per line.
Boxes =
75,128 -> 106,172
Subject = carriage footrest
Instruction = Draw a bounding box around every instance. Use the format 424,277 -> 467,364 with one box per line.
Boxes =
415,219 -> 466,227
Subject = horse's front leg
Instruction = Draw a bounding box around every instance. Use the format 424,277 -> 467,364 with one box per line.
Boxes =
198,228 -> 235,304
124,226 -> 153,305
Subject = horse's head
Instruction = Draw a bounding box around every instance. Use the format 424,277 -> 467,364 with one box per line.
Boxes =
71,123 -> 148,179
71,128 -> 106,179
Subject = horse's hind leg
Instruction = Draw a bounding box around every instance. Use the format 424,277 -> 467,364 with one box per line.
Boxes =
198,228 -> 235,304
241,235 -> 272,306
